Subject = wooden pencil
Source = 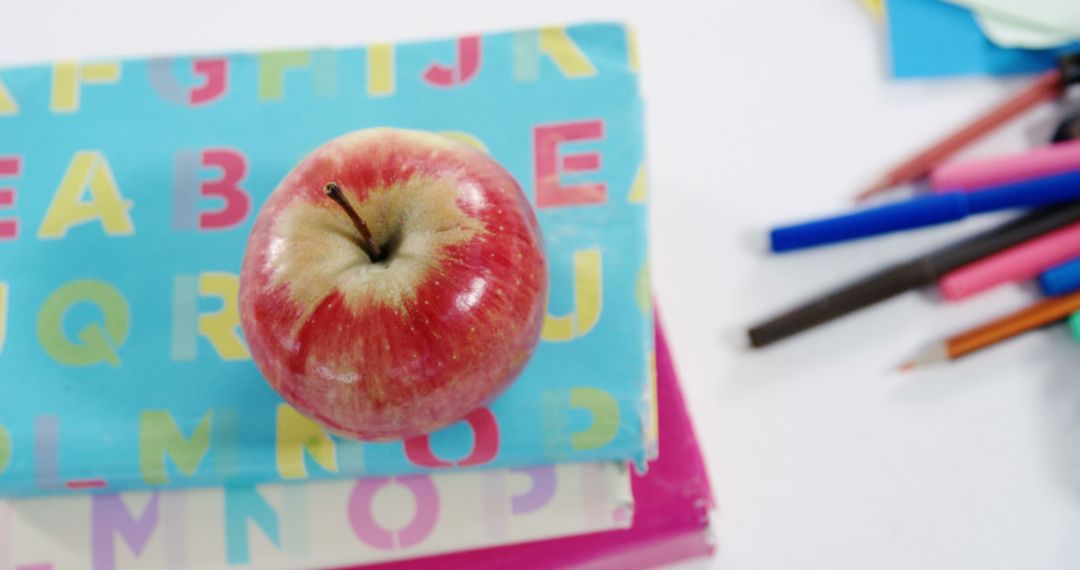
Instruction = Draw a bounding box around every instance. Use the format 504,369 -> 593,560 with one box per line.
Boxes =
858,69 -> 1064,201
901,288 -> 1080,370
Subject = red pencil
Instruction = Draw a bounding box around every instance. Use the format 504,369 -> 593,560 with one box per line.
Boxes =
857,69 -> 1064,201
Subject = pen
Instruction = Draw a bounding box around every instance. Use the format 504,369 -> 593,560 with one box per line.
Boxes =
771,169 -> 1080,253
1053,110 -> 1080,144
1039,256 -> 1080,296
748,202 -> 1080,348
929,140 -> 1080,192
938,221 -> 1080,301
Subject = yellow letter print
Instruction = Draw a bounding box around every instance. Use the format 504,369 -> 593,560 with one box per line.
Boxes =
36,279 -> 130,367
0,425 -> 10,474
367,44 -> 395,97
636,259 -> 650,315
645,351 -> 658,447
198,273 -> 250,360
569,387 -> 619,451
0,79 -> 18,115
139,410 -> 212,484
628,163 -> 647,203
258,50 -> 335,100
50,61 -> 121,113
276,404 -> 338,479
258,51 -> 310,100
543,249 -> 602,342
439,131 -> 489,154
539,27 -> 596,78
626,26 -> 640,73
38,152 -> 134,239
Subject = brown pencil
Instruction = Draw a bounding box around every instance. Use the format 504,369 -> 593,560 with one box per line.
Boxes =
900,288 -> 1080,370
857,69 -> 1064,201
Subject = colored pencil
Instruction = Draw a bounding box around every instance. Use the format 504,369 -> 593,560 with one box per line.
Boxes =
900,289 -> 1080,370
857,69 -> 1064,201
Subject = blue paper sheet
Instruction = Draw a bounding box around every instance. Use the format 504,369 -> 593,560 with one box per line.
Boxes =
887,0 -> 1076,78
0,23 -> 654,497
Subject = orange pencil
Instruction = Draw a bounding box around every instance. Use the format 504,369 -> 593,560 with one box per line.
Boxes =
900,288 -> 1080,370
858,69 -> 1065,201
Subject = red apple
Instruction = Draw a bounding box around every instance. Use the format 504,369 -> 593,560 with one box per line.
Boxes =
239,128 -> 547,441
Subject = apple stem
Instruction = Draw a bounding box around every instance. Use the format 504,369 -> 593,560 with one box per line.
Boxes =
324,182 -> 384,261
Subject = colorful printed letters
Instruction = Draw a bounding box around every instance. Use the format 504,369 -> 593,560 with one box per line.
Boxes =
173,149 -> 250,231
36,280 -> 130,367
38,152 -> 133,239
139,411 -> 212,485
50,61 -> 121,113
0,157 -> 19,240
0,23 -> 647,503
543,249 -> 603,341
534,120 -> 607,209
149,57 -> 228,105
404,408 -> 500,468
276,405 -> 338,480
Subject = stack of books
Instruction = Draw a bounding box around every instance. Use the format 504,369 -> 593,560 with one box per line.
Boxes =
0,23 -> 713,569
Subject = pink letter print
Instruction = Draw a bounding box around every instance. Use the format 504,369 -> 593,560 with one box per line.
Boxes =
533,119 -> 606,208
148,58 -> 227,105
423,36 -> 481,87
347,475 -> 439,550
404,408 -> 499,468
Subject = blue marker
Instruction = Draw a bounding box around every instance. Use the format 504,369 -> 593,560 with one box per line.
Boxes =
1040,256 -> 1080,296
770,168 -> 1080,253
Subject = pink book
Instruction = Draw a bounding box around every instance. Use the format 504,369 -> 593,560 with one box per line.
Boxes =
353,315 -> 716,570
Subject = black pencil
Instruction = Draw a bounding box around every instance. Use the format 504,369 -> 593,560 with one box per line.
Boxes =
746,202 -> 1080,348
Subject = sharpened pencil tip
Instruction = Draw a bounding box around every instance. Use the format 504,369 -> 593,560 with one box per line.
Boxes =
899,342 -> 949,372
856,178 -> 893,202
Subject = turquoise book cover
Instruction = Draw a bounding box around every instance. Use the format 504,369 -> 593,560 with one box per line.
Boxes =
0,23 -> 654,497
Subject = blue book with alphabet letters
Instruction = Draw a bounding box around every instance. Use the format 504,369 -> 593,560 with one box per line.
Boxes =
0,23 -> 655,497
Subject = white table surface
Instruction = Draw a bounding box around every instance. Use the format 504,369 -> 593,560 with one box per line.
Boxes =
6,1 -> 1080,569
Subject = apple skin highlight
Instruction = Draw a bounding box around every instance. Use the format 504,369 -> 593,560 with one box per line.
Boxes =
239,128 -> 548,441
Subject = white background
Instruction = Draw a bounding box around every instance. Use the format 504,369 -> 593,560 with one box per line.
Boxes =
5,1 -> 1080,569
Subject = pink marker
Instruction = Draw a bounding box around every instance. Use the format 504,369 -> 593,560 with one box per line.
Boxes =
930,139 -> 1080,192
939,220 -> 1080,301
